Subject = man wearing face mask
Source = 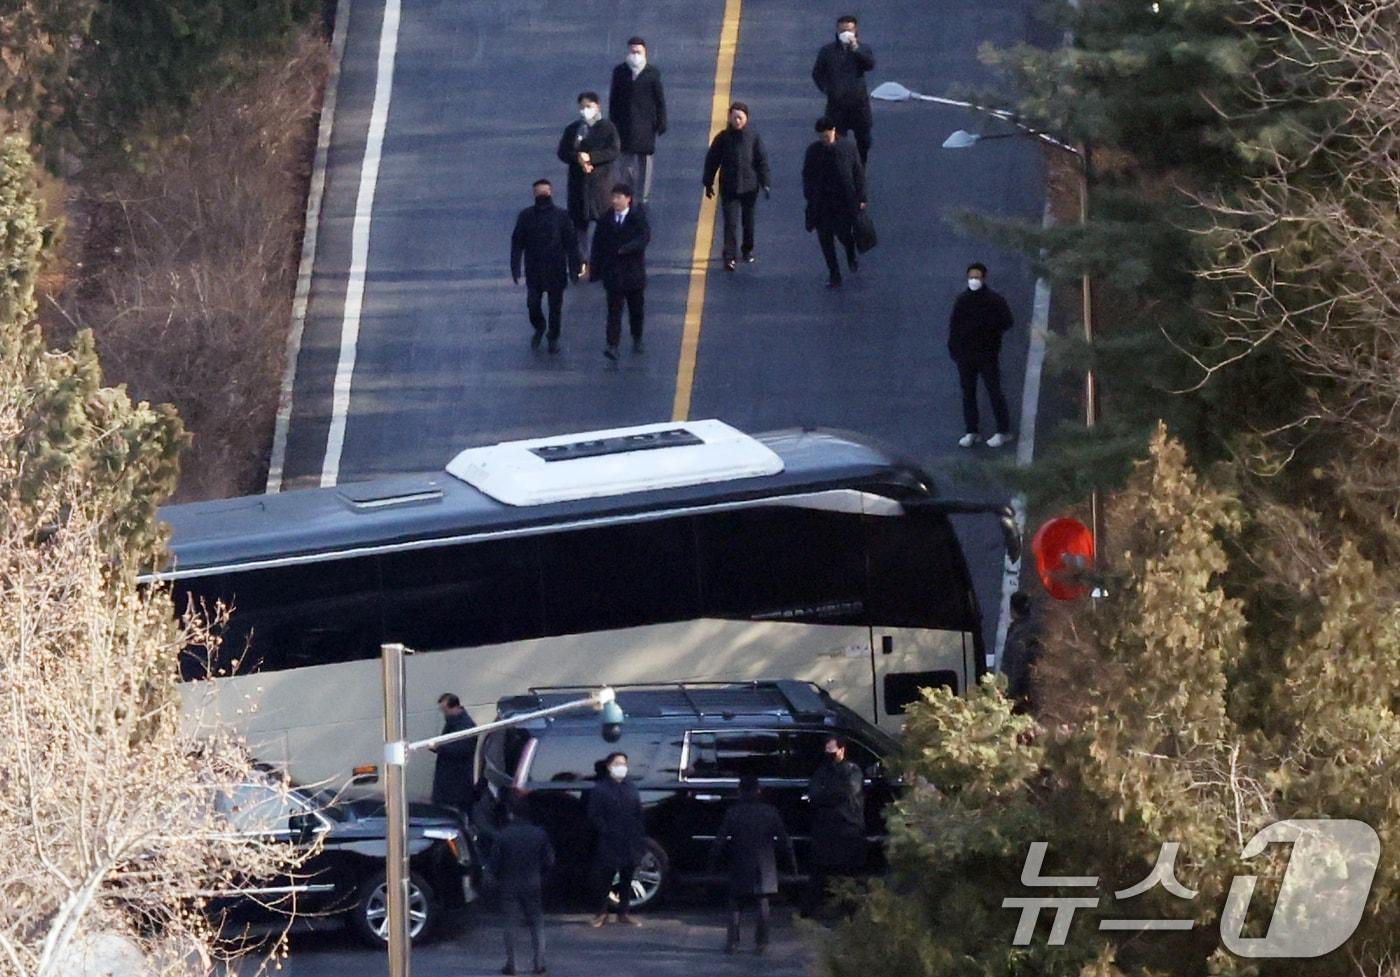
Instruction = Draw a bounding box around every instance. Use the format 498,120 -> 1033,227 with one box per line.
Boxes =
703,101 -> 771,272
948,261 -> 1015,448
511,179 -> 582,353
812,15 -> 875,167
801,736 -> 866,918
557,92 -> 621,271
609,37 -> 667,205
585,751 -> 646,927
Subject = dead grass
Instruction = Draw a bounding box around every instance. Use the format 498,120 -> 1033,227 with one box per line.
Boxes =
45,29 -> 330,501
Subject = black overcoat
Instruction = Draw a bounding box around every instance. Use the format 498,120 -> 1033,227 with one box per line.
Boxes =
609,64 -> 668,154
430,710 -> 476,809
801,138 -> 865,232
511,201 -> 581,290
806,759 -> 866,869
709,798 -> 796,897
586,778 -> 647,870
590,206 -> 651,294
812,39 -> 875,109
947,286 -> 1015,362
557,118 -> 622,225
487,820 -> 556,895
702,126 -> 772,200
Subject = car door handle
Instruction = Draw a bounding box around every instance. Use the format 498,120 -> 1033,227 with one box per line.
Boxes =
695,794 -> 723,802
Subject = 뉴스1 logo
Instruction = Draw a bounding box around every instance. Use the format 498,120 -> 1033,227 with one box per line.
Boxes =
1003,819 -> 1381,959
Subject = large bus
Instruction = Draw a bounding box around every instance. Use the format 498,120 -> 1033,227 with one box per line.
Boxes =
149,420 -> 1016,800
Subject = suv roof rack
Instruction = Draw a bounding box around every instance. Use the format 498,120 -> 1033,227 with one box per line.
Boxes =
514,680 -> 830,722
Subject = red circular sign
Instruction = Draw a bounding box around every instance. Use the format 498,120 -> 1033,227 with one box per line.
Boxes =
1031,517 -> 1094,600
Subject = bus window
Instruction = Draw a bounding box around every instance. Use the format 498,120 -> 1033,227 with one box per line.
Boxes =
539,519 -> 700,635
379,537 -> 544,650
863,510 -> 978,631
696,508 -> 866,624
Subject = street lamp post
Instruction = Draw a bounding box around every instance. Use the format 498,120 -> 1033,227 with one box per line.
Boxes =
379,643 -> 623,977
872,81 -> 1100,552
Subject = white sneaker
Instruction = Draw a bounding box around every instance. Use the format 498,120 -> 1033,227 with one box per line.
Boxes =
958,433 -> 978,448
986,433 -> 1014,448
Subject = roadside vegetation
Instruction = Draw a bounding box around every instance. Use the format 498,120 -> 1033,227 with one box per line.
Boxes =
829,3 -> 1400,975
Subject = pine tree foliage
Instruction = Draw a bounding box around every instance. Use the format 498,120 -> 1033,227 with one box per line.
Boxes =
0,136 -> 185,557
824,427 -> 1400,977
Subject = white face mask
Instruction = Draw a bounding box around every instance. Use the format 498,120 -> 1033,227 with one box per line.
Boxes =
580,106 -> 599,123
967,278 -> 984,291
609,763 -> 628,781
838,30 -> 856,45
626,52 -> 646,70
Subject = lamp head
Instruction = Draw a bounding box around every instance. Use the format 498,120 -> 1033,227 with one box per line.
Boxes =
942,129 -> 981,149
870,81 -> 915,102
599,696 -> 624,743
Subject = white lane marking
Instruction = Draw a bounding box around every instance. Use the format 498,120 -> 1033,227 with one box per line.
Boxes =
320,0 -> 402,487
992,199 -> 1054,673
266,0 -> 353,494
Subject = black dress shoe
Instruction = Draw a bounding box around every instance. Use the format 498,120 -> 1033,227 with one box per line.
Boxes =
532,967 -> 548,975
604,345 -> 619,360
548,338 -> 560,353
743,252 -> 755,263
724,259 -> 736,272
849,256 -> 860,273
530,330 -> 543,349
632,338 -> 645,354
825,276 -> 842,289
502,966 -> 516,976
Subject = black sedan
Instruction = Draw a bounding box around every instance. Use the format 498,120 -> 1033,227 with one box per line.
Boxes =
210,779 -> 473,946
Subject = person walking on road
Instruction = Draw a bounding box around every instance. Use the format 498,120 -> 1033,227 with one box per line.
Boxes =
609,37 -> 667,205
511,179 -> 582,353
801,736 -> 866,918
709,775 -> 796,955
802,118 -> 865,289
812,15 -> 875,166
488,792 -> 555,976
557,92 -> 621,272
586,751 -> 646,927
590,183 -> 650,360
948,261 -> 1016,448
703,102 -> 771,272
429,693 -> 476,815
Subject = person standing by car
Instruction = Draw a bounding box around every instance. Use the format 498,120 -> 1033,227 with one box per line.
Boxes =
585,751 -> 646,927
609,37 -> 667,204
590,183 -> 651,360
948,261 -> 1016,448
703,102 -> 771,272
557,92 -> 621,271
802,117 -> 865,289
811,15 -> 875,166
801,735 -> 865,917
710,774 -> 796,955
511,178 -> 582,353
429,693 -> 476,815
488,792 -> 555,976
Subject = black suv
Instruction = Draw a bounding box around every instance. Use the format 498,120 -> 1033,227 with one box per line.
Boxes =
208,776 -> 473,946
474,681 -> 900,909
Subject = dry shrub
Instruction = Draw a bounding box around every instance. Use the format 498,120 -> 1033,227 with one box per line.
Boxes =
49,29 -> 330,501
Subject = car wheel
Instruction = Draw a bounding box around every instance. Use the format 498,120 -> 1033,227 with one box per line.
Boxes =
349,870 -> 437,947
608,838 -> 669,911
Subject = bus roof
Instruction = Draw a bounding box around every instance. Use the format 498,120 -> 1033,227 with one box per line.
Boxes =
153,426 -> 933,577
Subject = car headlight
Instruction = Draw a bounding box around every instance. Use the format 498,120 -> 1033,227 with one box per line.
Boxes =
424,827 -> 466,864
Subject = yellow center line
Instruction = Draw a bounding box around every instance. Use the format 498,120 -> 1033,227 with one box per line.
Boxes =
671,0 -> 743,422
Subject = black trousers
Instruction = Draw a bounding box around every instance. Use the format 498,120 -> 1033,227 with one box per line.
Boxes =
828,102 -> 872,165
605,288 -> 645,346
720,191 -> 758,262
956,354 -> 1011,435
817,225 -> 857,280
591,861 -> 637,915
526,285 -> 564,340
727,894 -> 772,947
500,889 -> 545,969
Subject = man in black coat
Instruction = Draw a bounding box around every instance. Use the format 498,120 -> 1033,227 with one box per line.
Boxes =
511,179 -> 582,353
948,261 -> 1016,448
556,92 -> 621,267
802,117 -> 865,288
703,101 -> 771,272
801,735 -> 866,918
488,792 -> 555,976
709,775 -> 796,955
1001,590 -> 1041,712
429,693 -> 476,814
585,751 -> 646,927
609,37 -> 667,204
590,183 -> 651,360
812,15 -> 875,166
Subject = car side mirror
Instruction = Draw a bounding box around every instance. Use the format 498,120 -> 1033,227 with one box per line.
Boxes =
287,812 -> 319,843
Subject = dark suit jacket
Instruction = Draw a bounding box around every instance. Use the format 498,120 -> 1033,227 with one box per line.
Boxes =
709,798 -> 796,897
487,820 -> 556,895
807,759 -> 866,869
802,138 -> 865,231
511,201 -> 581,290
812,39 -> 876,108
609,63 -> 668,154
430,710 -> 476,809
590,206 -> 651,294
703,126 -> 771,200
557,119 -> 621,224
586,778 -> 646,870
